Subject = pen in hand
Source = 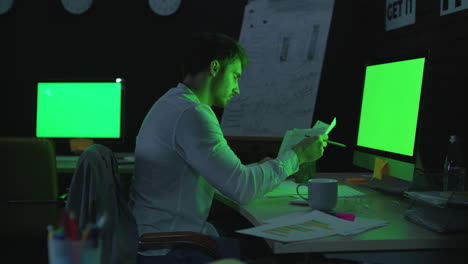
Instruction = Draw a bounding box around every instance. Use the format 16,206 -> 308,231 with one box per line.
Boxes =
305,135 -> 347,148
325,140 -> 346,148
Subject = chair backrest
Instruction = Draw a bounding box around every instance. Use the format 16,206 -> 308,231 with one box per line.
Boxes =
0,137 -> 58,202
66,144 -> 138,264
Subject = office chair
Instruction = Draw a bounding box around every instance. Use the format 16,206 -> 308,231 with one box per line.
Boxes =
65,144 -> 219,264
0,136 -> 62,260
1,137 -> 58,203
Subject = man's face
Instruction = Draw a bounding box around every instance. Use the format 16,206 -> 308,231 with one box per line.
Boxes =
211,58 -> 242,108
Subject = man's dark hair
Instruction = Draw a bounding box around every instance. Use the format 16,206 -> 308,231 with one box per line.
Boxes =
182,32 -> 248,77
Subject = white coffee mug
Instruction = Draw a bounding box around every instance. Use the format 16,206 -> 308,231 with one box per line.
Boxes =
296,178 -> 337,211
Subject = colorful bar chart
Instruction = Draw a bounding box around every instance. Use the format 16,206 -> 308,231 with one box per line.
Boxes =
262,220 -> 333,238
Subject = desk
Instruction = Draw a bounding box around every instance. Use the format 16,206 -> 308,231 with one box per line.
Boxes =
57,161 -> 468,254
216,172 -> 468,256
55,160 -> 468,260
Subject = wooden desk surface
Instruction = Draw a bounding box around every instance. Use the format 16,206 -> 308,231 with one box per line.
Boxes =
55,159 -> 468,254
216,172 -> 468,254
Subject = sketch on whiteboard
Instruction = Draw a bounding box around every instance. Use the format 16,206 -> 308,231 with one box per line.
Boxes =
221,0 -> 335,137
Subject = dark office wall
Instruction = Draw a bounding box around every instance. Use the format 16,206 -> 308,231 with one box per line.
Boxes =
313,0 -> 382,172
315,0 -> 467,173
2,0 -> 466,172
2,0 -> 247,150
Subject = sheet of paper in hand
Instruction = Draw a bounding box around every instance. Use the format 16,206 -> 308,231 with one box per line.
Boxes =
278,117 -> 336,156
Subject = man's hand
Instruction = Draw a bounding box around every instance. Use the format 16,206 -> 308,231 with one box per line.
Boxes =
258,157 -> 273,164
292,134 -> 328,165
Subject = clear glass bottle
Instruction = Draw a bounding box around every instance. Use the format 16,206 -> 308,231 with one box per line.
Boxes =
443,135 -> 465,191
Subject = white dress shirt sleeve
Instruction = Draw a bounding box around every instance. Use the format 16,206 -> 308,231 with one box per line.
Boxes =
174,104 -> 299,205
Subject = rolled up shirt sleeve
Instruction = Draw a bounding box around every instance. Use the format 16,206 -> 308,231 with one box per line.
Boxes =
174,104 -> 299,205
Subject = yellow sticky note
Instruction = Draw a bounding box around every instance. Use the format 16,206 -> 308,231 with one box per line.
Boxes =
373,157 -> 389,180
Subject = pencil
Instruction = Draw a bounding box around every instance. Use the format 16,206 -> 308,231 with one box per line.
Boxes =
325,140 -> 347,148
304,135 -> 347,148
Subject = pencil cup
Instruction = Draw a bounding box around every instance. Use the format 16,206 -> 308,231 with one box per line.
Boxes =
48,237 -> 101,264
296,178 -> 337,212
294,162 -> 316,183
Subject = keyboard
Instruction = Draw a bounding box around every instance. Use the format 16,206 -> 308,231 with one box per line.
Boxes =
116,156 -> 135,164
358,180 -> 409,194
337,185 -> 366,197
56,156 -> 80,162
114,152 -> 135,164
56,155 -> 134,164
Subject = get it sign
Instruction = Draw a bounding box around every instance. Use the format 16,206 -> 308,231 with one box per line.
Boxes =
385,0 -> 416,31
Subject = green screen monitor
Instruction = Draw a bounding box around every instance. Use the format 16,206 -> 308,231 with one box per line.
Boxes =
353,56 -> 426,183
36,79 -> 124,140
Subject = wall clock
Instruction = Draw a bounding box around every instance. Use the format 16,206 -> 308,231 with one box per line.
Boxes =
0,0 -> 14,15
149,0 -> 181,16
61,0 -> 93,15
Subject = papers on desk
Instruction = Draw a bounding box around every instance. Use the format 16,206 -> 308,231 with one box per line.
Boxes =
404,206 -> 468,233
403,191 -> 468,233
278,118 -> 336,156
236,210 -> 388,242
404,191 -> 468,208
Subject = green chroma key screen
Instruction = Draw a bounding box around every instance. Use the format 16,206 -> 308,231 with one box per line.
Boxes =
357,57 -> 425,157
36,82 -> 122,138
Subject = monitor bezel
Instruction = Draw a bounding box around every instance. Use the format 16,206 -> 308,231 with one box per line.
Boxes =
34,77 -> 126,145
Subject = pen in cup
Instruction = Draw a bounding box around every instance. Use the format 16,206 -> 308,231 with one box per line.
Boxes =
68,211 -> 79,240
305,135 -> 347,148
47,224 -> 54,239
81,224 -> 91,243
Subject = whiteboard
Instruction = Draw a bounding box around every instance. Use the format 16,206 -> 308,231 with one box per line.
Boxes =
221,0 -> 335,137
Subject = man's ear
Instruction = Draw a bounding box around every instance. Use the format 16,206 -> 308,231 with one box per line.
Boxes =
210,60 -> 221,76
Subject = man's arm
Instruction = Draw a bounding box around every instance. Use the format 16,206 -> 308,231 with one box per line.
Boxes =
174,105 -> 299,205
257,157 -> 273,164
258,133 -> 328,165
292,135 -> 328,165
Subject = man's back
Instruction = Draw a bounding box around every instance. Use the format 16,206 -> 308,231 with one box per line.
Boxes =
130,83 -> 300,257
131,84 -> 220,241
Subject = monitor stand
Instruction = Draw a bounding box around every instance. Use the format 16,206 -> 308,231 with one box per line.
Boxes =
69,138 -> 94,154
356,174 -> 412,195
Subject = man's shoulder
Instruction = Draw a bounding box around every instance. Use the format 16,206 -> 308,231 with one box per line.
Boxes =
151,84 -> 215,122
161,85 -> 197,103
179,103 -> 214,121
155,87 -> 196,109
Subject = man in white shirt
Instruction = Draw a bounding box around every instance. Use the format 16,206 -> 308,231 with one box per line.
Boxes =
130,32 -> 327,263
